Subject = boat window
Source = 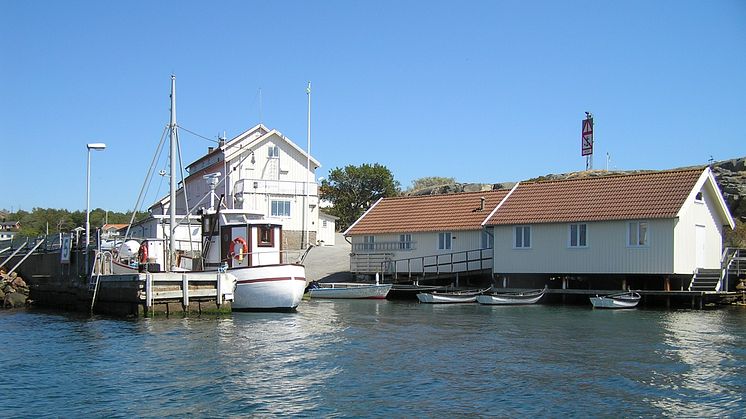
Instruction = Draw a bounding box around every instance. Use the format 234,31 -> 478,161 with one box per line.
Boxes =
258,226 -> 274,247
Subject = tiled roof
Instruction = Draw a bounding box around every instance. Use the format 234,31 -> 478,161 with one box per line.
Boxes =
346,190 -> 509,235
485,168 -> 704,225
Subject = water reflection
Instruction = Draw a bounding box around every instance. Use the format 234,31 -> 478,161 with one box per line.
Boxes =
649,310 -> 745,416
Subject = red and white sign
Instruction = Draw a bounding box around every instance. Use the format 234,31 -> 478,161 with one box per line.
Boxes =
581,118 -> 593,156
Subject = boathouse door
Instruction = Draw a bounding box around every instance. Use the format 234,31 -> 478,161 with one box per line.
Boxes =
695,224 -> 706,268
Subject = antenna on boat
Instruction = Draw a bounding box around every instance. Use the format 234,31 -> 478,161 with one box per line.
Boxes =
203,172 -> 222,211
169,75 -> 177,271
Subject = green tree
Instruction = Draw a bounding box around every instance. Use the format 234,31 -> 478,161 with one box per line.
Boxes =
407,176 -> 456,192
320,163 -> 400,230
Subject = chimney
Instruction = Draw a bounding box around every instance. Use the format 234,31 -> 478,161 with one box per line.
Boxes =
480,197 -> 485,211
208,146 -> 214,153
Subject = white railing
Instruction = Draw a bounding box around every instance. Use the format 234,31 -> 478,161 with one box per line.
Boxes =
234,179 -> 318,197
351,241 -> 417,252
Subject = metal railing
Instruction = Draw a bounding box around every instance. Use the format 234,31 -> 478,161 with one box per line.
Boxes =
722,247 -> 746,291
382,248 -> 493,280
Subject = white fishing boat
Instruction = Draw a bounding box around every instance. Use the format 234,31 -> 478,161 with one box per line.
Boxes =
476,287 -> 547,305
94,76 -> 308,312
589,291 -> 641,309
307,282 -> 392,299
416,288 -> 488,304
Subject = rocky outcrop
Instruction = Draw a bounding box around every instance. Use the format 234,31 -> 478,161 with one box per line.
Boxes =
407,182 -> 515,196
404,157 -> 746,221
711,157 -> 746,221
1,268 -> 30,308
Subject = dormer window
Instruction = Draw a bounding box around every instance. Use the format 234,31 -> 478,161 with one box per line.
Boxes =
268,145 -> 280,158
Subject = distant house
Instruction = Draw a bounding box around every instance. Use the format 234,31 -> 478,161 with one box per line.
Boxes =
0,221 -> 20,242
483,168 -> 734,290
318,212 -> 339,246
101,224 -> 128,240
344,190 -> 509,275
149,123 -> 321,249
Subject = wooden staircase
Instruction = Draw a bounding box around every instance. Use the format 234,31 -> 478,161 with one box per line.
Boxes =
689,268 -> 722,292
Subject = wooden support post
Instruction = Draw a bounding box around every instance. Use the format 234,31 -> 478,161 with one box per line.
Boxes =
182,274 -> 189,309
146,273 -> 153,309
216,272 -> 222,306
622,279 -> 627,291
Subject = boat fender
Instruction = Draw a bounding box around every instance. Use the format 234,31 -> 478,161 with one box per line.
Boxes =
231,237 -> 248,262
138,242 -> 149,265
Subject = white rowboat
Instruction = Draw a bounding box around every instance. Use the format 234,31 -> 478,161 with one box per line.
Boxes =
476,287 -> 547,305
308,283 -> 392,299
589,291 -> 641,309
416,288 -> 488,304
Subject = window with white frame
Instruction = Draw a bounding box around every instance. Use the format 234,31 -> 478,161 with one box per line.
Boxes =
628,221 -> 648,247
363,235 -> 375,251
438,232 -> 452,250
270,200 -> 291,217
695,191 -> 704,203
268,145 -> 280,158
399,234 -> 412,250
514,225 -> 531,248
481,228 -> 494,249
569,223 -> 587,248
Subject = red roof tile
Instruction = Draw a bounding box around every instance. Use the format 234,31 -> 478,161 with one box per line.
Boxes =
346,190 -> 509,235
485,168 -> 704,225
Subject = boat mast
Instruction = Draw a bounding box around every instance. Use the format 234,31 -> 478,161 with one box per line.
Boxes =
305,81 -> 311,249
169,75 -> 177,271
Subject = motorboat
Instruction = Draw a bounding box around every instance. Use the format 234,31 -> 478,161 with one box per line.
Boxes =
476,286 -> 547,305
589,291 -> 641,309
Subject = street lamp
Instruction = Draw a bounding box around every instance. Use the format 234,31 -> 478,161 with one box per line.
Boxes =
85,142 -> 106,275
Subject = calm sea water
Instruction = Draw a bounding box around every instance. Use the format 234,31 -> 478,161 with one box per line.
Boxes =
2,301 -> 745,417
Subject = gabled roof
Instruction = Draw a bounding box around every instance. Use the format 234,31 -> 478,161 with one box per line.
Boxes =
344,190 -> 510,235
484,168 -> 718,225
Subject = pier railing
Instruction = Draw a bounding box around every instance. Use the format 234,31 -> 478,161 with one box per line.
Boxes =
382,248 -> 493,281
722,247 -> 746,291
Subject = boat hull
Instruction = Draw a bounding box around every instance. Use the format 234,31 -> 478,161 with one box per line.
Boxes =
590,293 -> 641,309
476,290 -> 545,305
308,283 -> 392,299
416,289 -> 485,304
231,264 -> 307,311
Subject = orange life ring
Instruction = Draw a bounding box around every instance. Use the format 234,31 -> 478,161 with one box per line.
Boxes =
138,242 -> 149,264
230,237 -> 248,262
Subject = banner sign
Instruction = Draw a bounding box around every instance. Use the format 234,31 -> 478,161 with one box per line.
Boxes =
581,117 -> 593,156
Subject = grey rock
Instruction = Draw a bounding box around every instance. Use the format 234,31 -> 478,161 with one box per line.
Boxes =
4,292 -> 27,308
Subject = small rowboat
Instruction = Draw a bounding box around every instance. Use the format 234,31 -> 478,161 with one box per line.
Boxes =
416,288 -> 489,304
589,291 -> 641,309
476,287 -> 547,305
307,282 -> 392,299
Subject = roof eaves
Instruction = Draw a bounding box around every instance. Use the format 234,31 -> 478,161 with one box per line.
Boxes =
343,197 -> 384,236
482,182 -> 520,226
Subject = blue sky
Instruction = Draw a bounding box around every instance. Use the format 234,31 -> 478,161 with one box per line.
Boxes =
1,0 -> 744,212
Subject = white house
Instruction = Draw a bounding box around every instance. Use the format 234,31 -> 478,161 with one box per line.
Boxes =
150,124 -> 321,249
344,190 -> 509,275
483,168 -> 734,289
318,212 -> 339,246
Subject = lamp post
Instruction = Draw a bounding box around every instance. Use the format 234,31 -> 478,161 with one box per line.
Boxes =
85,142 -> 106,275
